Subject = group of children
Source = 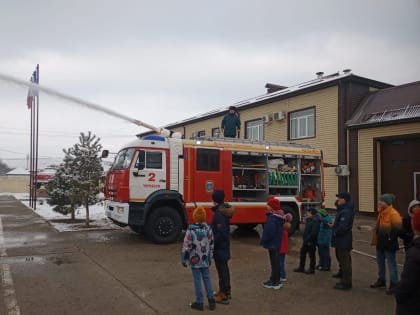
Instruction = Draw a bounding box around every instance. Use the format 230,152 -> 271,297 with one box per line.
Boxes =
181,193 -> 333,311
260,198 -> 333,289
293,207 -> 333,274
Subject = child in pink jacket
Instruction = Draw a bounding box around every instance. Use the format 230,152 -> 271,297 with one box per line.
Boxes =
279,213 -> 293,281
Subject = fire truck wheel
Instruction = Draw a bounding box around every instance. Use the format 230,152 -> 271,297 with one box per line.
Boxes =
145,206 -> 182,244
282,204 -> 299,236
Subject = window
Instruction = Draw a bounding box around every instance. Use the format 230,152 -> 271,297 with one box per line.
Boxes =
197,130 -> 205,137
212,127 -> 220,138
289,107 -> 315,139
135,151 -> 162,169
245,119 -> 263,141
197,149 -> 220,171
145,151 -> 163,169
112,148 -> 135,170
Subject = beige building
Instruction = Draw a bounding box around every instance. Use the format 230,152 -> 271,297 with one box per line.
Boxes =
347,81 -> 420,215
145,71 -> 420,213
0,168 -> 30,193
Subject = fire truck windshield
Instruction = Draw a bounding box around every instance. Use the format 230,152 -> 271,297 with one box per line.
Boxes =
111,148 -> 135,170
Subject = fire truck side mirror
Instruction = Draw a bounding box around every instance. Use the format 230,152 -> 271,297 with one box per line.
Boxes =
101,150 -> 109,158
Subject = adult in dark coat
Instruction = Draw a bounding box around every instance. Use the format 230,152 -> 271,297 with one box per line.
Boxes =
331,192 -> 355,290
221,106 -> 241,138
211,189 -> 235,304
394,210 -> 420,315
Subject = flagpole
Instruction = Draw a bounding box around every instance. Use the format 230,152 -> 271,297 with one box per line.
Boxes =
34,64 -> 39,210
29,81 -> 34,208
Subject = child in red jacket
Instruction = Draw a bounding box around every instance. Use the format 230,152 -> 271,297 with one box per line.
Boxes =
279,213 -> 293,281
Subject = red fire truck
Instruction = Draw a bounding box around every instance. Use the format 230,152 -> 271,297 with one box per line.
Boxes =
103,131 -> 324,244
35,165 -> 58,189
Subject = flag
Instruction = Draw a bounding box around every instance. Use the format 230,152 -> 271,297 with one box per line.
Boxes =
26,65 -> 39,109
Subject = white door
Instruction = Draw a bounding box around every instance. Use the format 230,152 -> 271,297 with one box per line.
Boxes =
129,149 -> 167,201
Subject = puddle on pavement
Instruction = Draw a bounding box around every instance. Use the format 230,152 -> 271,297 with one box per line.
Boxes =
1,255 -> 75,266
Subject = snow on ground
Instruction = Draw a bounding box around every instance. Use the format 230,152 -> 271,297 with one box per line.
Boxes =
0,192 -> 119,232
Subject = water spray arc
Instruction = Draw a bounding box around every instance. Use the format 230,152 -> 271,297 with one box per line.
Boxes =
0,73 -> 174,137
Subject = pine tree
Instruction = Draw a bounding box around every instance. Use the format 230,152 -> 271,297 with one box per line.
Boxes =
69,132 -> 103,227
47,132 -> 103,226
47,149 -> 80,219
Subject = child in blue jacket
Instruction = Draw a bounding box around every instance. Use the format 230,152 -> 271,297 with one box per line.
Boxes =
317,209 -> 333,271
260,197 -> 285,289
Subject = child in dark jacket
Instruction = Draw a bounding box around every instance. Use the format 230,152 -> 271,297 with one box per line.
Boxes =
182,206 -> 216,311
294,207 -> 321,274
211,189 -> 235,305
260,197 -> 285,289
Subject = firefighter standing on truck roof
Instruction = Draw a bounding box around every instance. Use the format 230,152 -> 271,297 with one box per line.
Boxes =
221,106 -> 241,138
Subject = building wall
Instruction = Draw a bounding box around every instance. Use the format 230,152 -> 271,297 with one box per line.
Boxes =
0,176 -> 30,193
358,122 -> 420,212
172,86 -> 340,208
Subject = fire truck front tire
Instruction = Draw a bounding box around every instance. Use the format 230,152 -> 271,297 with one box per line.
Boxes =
145,206 -> 182,244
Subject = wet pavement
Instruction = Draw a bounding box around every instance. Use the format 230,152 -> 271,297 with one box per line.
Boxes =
0,195 -> 402,315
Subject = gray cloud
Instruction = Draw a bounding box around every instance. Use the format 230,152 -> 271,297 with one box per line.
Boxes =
1,0 -> 419,167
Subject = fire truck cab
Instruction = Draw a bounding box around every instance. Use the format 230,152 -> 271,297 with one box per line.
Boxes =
104,135 -> 324,244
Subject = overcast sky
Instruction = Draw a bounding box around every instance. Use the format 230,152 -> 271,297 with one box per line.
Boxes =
1,0 -> 419,169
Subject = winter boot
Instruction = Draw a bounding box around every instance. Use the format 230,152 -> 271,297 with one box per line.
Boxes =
386,282 -> 396,295
370,279 -> 386,288
208,298 -> 216,311
214,292 -> 229,305
190,302 -> 204,311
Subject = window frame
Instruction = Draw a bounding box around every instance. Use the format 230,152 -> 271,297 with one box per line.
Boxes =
212,127 -> 220,138
288,106 -> 316,140
196,148 -> 220,171
245,119 -> 264,141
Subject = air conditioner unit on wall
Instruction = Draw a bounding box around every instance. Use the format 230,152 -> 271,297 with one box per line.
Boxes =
334,165 -> 350,176
273,111 -> 285,121
262,114 -> 272,123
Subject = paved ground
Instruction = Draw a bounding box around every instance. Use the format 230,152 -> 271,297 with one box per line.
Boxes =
0,195 -> 403,315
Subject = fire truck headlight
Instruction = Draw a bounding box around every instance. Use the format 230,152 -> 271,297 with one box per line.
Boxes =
117,207 -> 125,214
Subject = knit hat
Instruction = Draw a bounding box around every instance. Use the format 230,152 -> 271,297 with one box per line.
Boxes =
229,105 -> 236,111
193,206 -> 206,223
212,189 -> 225,204
336,192 -> 351,202
267,197 -> 281,211
408,200 -> 420,217
412,210 -> 420,233
307,207 -> 318,215
380,193 -> 396,206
